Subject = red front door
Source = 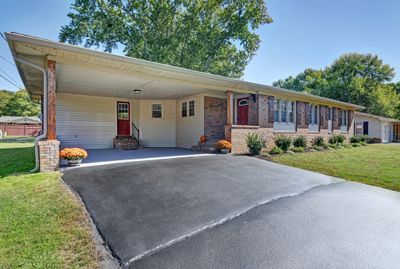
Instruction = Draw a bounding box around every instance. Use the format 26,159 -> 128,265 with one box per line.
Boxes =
117,102 -> 130,136
237,97 -> 249,125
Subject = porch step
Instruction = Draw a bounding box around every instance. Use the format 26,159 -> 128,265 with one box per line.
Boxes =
113,136 -> 139,150
192,140 -> 219,153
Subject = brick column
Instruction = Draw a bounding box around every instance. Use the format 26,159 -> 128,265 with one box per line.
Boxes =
38,140 -> 60,172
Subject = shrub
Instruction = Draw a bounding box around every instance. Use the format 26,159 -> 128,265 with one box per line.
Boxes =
367,137 -> 382,144
329,134 -> 346,144
349,135 -> 368,143
290,146 -> 304,153
216,140 -> 232,150
351,143 -> 362,147
245,133 -> 266,156
311,136 -> 325,147
312,145 -> 322,151
269,146 -> 283,155
343,144 -> 352,148
274,135 -> 292,152
59,148 -> 88,160
327,143 -> 337,149
360,141 -> 367,146
293,135 -> 307,148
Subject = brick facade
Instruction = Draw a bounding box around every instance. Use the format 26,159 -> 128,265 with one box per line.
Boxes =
38,140 -> 60,172
231,125 -> 355,154
204,96 -> 227,140
248,95 -> 258,126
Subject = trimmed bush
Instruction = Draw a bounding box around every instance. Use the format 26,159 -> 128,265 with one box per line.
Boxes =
329,134 -> 346,144
349,135 -> 368,143
311,136 -> 325,147
293,135 -> 307,148
290,146 -> 304,153
245,133 -> 266,156
274,135 -> 292,152
367,137 -> 382,144
269,146 -> 283,155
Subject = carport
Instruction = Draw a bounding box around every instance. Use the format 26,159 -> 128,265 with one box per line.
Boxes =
61,147 -> 213,168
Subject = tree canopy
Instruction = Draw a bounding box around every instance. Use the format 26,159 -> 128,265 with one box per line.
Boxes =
59,0 -> 272,78
0,89 -> 40,117
273,53 -> 400,119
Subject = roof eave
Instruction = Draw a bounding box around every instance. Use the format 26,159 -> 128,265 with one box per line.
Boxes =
5,32 -> 364,110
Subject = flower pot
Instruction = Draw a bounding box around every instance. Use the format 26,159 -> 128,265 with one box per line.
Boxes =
220,148 -> 229,154
68,159 -> 82,166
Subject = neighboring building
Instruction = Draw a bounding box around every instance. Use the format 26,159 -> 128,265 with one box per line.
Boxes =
0,116 -> 41,136
6,32 -> 363,171
354,112 -> 400,143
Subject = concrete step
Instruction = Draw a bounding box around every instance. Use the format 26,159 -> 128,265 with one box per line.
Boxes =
113,136 -> 139,150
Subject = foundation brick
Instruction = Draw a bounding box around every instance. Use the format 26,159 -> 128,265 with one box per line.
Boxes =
38,140 -> 60,172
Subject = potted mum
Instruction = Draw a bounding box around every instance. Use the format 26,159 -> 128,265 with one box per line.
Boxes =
216,140 -> 232,154
60,147 -> 88,166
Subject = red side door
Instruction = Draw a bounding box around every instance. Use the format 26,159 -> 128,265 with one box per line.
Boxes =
117,102 -> 130,136
237,97 -> 249,125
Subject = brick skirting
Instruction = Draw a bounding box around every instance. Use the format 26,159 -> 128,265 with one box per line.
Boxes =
38,140 -> 60,172
231,125 -> 354,154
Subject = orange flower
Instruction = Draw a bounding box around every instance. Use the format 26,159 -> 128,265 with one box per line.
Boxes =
216,140 -> 232,150
59,148 -> 88,160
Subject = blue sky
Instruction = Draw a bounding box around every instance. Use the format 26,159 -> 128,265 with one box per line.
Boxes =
0,0 -> 399,91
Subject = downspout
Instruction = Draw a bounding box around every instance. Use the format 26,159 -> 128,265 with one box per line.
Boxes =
14,57 -> 48,172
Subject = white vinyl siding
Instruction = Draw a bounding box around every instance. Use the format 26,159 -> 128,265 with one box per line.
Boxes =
176,94 -> 204,148
139,100 -> 176,147
354,114 -> 393,142
56,93 -> 117,149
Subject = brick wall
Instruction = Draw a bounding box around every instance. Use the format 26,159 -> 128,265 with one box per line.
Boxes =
231,122 -> 354,154
204,96 -> 227,140
248,95 -> 258,126
38,140 -> 60,172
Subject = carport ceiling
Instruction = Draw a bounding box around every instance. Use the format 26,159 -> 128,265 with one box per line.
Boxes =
56,63 -> 209,99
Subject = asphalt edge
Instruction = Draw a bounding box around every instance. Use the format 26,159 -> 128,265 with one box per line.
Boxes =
61,176 -> 122,269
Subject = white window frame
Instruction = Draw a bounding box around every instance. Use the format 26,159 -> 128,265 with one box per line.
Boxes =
181,100 -> 195,118
151,103 -> 163,119
188,100 -> 195,117
340,109 -> 348,133
308,104 -> 319,132
273,98 -> 296,132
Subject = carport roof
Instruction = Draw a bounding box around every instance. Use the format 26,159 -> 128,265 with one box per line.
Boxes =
6,32 -> 364,110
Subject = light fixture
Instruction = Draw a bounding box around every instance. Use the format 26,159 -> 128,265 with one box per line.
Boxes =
133,89 -> 141,94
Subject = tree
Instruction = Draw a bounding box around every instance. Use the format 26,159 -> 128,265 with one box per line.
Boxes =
59,0 -> 272,78
273,53 -> 400,119
2,89 -> 40,116
0,90 -> 13,116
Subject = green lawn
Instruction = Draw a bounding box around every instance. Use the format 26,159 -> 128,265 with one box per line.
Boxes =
0,137 -> 99,268
271,144 -> 400,192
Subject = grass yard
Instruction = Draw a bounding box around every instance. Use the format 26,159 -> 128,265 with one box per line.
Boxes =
0,137 -> 99,268
271,144 -> 400,192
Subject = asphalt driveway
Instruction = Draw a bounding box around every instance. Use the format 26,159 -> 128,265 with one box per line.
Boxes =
63,155 -> 400,268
